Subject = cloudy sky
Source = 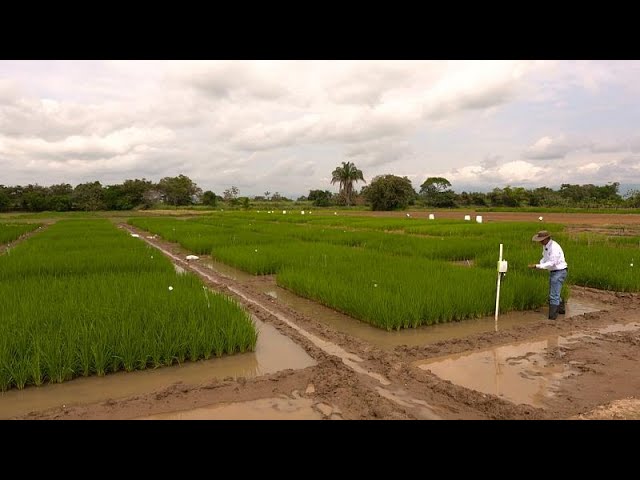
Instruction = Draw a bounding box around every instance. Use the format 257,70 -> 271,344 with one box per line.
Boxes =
1,60 -> 640,198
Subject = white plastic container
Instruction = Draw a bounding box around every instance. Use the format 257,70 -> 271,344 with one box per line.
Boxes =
428,213 -> 435,220
476,215 -> 483,223
464,215 -> 471,221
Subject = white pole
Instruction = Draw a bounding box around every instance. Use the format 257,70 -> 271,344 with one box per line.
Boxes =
494,243 -> 503,332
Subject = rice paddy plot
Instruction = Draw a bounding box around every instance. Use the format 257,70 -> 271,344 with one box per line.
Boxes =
0,219 -> 257,392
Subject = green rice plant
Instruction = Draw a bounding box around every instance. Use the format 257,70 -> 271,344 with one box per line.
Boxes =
211,327 -> 226,357
563,243 -> 639,292
133,212 -> 640,331
212,240 -> 306,274
91,334 -> 112,377
0,219 -> 257,391
0,223 -> 41,245
0,337 -> 11,391
76,321 -> 93,376
28,337 -> 44,386
5,334 -> 32,390
276,249 -> 549,330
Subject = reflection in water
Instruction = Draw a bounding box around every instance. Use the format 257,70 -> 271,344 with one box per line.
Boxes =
416,339 -> 572,408
415,322 -> 640,408
0,317 -> 315,419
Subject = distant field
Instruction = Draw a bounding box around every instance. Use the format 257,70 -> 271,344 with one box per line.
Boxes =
128,211 -> 640,330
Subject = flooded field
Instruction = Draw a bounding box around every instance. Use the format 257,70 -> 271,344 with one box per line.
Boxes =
5,214 -> 640,420
0,317 -> 315,419
413,319 -> 633,409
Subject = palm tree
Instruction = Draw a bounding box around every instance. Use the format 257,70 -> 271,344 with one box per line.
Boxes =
331,161 -> 365,206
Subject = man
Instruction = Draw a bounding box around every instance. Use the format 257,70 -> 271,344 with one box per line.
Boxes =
528,230 -> 568,320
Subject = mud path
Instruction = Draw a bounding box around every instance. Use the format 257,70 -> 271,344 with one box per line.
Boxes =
9,221 -> 640,420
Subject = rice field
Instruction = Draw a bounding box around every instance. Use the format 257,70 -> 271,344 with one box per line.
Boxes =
0,223 -> 41,245
128,211 -> 640,330
0,219 -> 257,391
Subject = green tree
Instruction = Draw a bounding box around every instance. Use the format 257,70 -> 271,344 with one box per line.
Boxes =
158,174 -> 201,206
202,190 -> 217,207
331,161 -> 365,206
308,189 -> 332,207
48,183 -> 73,211
420,177 -> 456,207
103,184 -> 126,210
364,174 -> 416,211
21,184 -> 49,211
72,181 -> 106,211
624,189 -> 640,208
0,187 -> 10,212
239,196 -> 250,209
120,179 -> 154,209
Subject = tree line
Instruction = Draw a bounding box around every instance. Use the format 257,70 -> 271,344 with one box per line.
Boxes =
325,162 -> 640,210
2,165 -> 640,212
0,175 -> 204,212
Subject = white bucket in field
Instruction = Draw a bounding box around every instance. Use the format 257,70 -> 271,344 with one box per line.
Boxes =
475,215 -> 483,223
301,210 -> 305,215
283,210 -> 287,214
464,215 -> 471,221
428,213 -> 435,220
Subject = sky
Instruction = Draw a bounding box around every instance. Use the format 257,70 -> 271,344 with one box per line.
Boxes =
1,60 -> 640,198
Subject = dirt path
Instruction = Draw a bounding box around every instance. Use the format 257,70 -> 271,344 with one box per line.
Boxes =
10,220 -> 639,420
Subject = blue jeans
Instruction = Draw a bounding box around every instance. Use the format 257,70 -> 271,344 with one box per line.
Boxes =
549,269 -> 567,306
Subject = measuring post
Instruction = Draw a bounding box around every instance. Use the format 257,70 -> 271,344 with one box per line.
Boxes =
494,243 -> 508,332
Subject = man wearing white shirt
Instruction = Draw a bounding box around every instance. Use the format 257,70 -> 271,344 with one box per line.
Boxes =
528,230 -> 568,320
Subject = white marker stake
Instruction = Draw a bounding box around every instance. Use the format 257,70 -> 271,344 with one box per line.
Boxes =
495,243 -> 503,332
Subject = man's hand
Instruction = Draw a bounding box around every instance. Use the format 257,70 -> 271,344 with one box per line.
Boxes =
528,264 -> 537,269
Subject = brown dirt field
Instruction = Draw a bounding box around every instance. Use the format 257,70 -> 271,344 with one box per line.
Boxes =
7,212 -> 640,420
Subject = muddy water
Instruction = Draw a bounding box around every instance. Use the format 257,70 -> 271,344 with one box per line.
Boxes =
137,392 -> 342,420
414,322 -> 640,408
0,317 -> 315,419
204,259 -> 604,350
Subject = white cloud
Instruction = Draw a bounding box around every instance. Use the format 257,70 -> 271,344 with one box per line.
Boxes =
438,160 -> 548,189
0,127 -> 175,160
346,139 -> 411,168
577,162 -> 600,172
523,135 -> 590,160
2,60 -> 640,194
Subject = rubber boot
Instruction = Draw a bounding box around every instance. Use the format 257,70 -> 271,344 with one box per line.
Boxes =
558,300 -> 566,315
548,305 -> 559,320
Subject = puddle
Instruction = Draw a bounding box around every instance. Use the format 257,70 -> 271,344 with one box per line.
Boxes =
203,260 -> 257,282
136,394 -> 340,420
413,322 -> 640,408
415,339 -> 574,408
0,317 -> 315,419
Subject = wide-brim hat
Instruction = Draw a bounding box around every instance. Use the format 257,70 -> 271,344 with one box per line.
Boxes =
532,230 -> 551,242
